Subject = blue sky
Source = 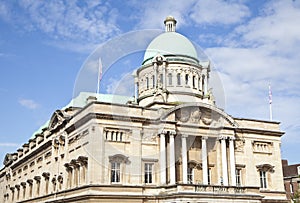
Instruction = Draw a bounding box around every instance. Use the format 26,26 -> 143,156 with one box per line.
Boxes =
0,0 -> 299,165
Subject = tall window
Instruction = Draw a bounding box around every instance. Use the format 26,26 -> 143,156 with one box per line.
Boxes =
185,74 -> 189,85
146,77 -> 149,89
236,169 -> 242,186
177,73 -> 181,86
159,74 -> 163,85
144,163 -> 153,184
152,76 -> 155,88
187,167 -> 193,184
168,73 -> 172,85
111,162 -> 121,183
192,76 -> 196,88
290,183 -> 294,193
260,171 -> 267,189
208,168 -> 211,185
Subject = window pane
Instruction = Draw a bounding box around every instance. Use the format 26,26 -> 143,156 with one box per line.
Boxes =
111,162 -> 120,183
187,167 -> 193,184
145,163 -> 153,183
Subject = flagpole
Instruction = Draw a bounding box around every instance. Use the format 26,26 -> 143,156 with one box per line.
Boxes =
269,84 -> 273,121
97,58 -> 102,95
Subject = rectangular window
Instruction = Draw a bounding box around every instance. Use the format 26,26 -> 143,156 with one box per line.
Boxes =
236,169 -> 241,186
144,163 -> 153,184
187,167 -> 193,184
111,162 -> 120,183
260,171 -> 267,188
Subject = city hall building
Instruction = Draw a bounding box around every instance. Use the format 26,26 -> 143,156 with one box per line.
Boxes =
0,17 -> 287,203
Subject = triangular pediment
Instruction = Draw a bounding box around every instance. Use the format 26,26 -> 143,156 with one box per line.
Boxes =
159,103 -> 238,128
48,110 -> 68,131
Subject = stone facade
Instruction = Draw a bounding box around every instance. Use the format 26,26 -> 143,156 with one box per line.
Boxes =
0,16 -> 288,203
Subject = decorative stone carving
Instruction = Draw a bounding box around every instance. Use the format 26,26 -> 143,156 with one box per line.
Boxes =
175,108 -> 190,122
174,107 -> 217,126
252,141 -> 273,154
256,164 -> 275,173
3,153 -> 16,166
109,154 -> 130,164
201,110 -> 212,125
235,139 -> 245,152
190,107 -> 202,123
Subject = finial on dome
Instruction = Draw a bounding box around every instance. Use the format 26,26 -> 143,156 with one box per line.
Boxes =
164,16 -> 177,32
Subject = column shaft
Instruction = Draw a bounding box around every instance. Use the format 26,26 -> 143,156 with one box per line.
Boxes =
160,133 -> 166,185
181,135 -> 188,184
202,136 -> 208,185
169,134 -> 176,184
221,137 -> 228,186
229,137 -> 236,186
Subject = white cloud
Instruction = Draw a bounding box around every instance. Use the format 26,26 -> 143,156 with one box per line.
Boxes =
106,72 -> 134,97
190,0 -> 250,25
0,1 -> 120,43
234,1 -> 300,48
18,98 -> 39,110
0,143 -> 20,147
132,0 -> 249,30
203,1 -> 300,150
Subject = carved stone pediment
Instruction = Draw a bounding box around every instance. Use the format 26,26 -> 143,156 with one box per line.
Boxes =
109,154 -> 130,164
48,110 -> 69,131
3,153 -> 17,166
175,106 -> 219,126
256,164 -> 275,173
160,103 -> 238,128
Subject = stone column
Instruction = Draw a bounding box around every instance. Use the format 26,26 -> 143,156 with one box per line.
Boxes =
160,133 -> 166,185
34,176 -> 41,197
169,132 -> 176,184
202,136 -> 208,185
181,135 -> 188,184
134,80 -> 138,103
229,137 -> 236,186
220,136 -> 228,186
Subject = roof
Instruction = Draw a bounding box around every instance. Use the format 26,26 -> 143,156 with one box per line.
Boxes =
143,32 -> 198,65
30,92 -> 134,139
283,163 -> 300,177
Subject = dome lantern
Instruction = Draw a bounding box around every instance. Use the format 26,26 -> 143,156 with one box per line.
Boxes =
164,16 -> 177,32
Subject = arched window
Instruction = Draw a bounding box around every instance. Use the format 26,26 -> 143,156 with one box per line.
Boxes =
177,73 -> 181,86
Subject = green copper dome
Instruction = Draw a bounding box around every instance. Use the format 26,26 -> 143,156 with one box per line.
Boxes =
143,32 -> 198,65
